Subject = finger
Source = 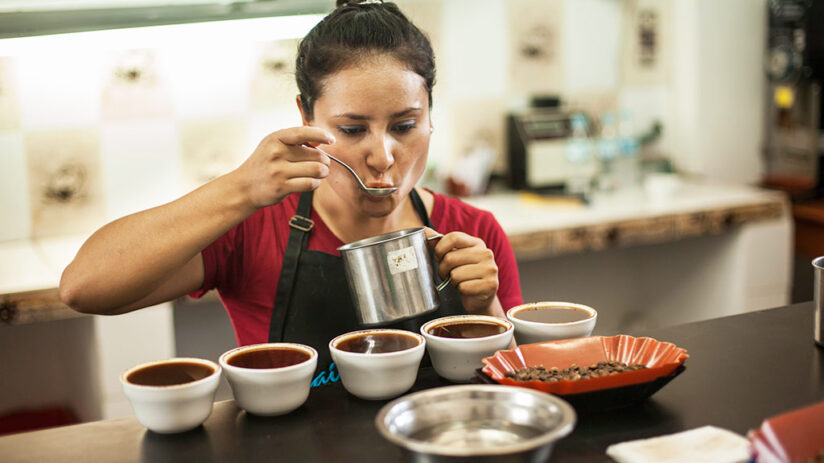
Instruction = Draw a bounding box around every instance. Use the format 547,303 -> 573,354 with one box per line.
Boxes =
433,232 -> 481,259
281,160 -> 330,180
423,227 -> 444,251
438,247 -> 494,276
276,126 -> 335,147
286,145 -> 331,165
448,262 -> 498,285
423,227 -> 441,239
282,176 -> 323,193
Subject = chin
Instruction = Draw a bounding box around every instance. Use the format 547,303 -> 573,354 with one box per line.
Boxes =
358,194 -> 397,216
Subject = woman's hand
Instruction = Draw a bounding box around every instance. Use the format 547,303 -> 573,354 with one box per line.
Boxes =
426,229 -> 502,316
233,126 -> 334,210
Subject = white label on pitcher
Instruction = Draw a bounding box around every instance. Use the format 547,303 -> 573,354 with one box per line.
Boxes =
387,247 -> 418,274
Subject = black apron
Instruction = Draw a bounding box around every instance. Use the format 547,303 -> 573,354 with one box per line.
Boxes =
268,190 -> 466,387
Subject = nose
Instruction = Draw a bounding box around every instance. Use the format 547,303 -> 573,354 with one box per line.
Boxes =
365,132 -> 395,174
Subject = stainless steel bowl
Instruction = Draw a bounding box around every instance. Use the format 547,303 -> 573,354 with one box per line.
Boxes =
375,385 -> 576,462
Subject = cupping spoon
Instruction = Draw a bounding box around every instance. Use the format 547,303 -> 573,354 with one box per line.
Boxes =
311,145 -> 398,197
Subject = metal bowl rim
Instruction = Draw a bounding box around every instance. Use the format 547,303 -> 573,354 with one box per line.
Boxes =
374,384 -> 576,457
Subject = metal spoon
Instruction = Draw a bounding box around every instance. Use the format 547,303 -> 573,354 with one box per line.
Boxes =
311,145 -> 398,197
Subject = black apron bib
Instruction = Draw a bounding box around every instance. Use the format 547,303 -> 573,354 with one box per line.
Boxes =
268,190 -> 465,387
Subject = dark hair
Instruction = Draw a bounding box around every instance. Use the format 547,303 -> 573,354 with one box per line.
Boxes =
295,0 -> 436,120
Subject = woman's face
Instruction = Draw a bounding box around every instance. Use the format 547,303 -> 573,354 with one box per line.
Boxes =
306,55 -> 432,217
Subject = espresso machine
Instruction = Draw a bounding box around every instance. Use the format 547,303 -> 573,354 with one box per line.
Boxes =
762,0 -> 824,199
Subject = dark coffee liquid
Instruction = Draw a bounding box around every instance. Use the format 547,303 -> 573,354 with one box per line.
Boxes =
227,347 -> 311,369
428,321 -> 507,339
514,307 -> 592,323
127,361 -> 214,386
336,332 -> 419,354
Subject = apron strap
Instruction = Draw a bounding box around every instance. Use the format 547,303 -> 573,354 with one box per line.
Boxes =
409,188 -> 434,229
269,192 -> 314,342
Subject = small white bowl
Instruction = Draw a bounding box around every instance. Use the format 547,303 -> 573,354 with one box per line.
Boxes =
329,329 -> 425,400
120,357 -> 221,434
421,315 -> 514,382
219,343 -> 317,416
506,302 -> 597,345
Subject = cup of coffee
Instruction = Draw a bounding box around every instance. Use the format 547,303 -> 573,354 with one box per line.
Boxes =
219,343 -> 318,416
420,315 -> 514,382
506,302 -> 597,345
120,357 -> 221,434
329,329 -> 425,400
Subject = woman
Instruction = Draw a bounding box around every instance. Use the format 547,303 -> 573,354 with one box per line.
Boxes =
59,0 -> 522,384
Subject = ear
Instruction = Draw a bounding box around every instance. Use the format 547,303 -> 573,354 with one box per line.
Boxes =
296,95 -> 311,126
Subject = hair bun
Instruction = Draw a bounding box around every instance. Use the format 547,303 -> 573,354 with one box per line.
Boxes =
336,0 -> 382,7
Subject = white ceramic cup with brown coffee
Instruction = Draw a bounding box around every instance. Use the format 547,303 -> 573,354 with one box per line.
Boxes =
219,342 -> 317,416
329,328 -> 425,400
506,301 -> 597,345
120,357 -> 221,434
420,315 -> 514,382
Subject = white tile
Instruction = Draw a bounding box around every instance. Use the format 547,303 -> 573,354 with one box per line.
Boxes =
248,39 -> 300,111
0,132 -> 30,241
15,52 -> 103,129
508,0 -> 563,95
159,41 -> 254,119
24,127 -> 107,238
562,0 -> 623,92
246,108 -> 303,149
441,0 -> 508,99
0,57 -> 21,131
100,48 -> 174,122
178,117 -> 249,191
99,121 -> 182,220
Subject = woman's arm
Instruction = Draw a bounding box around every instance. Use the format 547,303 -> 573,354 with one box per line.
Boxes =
59,127 -> 334,315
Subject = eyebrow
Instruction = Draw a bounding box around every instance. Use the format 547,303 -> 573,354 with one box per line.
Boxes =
333,107 -> 422,120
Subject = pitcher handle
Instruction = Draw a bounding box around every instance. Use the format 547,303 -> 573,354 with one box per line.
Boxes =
426,233 -> 452,292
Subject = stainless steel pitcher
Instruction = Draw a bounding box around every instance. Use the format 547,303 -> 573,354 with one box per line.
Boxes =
338,227 -> 450,326
814,256 -> 824,347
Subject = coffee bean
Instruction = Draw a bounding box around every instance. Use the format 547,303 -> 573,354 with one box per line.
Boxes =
506,361 -> 648,382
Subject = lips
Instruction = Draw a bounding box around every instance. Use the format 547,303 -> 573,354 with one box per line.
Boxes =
365,181 -> 394,189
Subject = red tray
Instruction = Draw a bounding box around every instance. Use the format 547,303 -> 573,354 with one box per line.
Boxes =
481,335 -> 689,395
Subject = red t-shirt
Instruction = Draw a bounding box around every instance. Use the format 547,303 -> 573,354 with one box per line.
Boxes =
193,190 -> 523,346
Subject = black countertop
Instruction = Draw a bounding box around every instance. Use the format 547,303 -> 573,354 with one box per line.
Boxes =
2,302 -> 823,462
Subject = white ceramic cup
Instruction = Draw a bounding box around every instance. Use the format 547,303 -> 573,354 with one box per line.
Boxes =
329,329 -> 425,400
219,343 -> 318,416
506,302 -> 597,345
420,315 -> 514,382
120,357 -> 221,434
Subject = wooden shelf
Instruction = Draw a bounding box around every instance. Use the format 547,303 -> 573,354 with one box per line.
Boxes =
0,288 -> 87,326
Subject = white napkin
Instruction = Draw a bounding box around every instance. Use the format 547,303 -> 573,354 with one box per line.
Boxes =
606,426 -> 751,463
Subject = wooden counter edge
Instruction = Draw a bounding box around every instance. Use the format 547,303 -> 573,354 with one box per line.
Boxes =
0,288 -> 88,326
509,198 -> 788,260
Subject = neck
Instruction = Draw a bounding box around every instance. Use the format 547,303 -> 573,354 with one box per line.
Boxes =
312,185 -> 424,244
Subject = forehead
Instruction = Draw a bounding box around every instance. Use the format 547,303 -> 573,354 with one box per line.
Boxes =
315,55 -> 429,115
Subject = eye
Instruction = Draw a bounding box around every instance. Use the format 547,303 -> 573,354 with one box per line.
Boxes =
393,121 -> 417,133
337,126 -> 366,136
